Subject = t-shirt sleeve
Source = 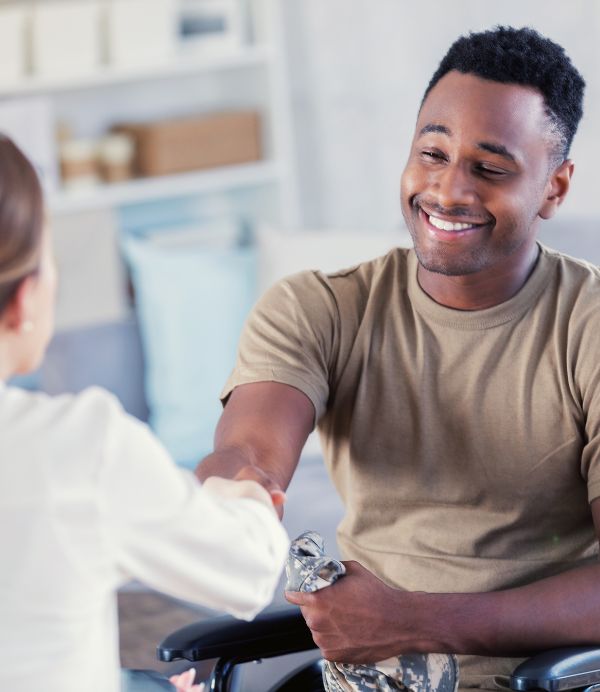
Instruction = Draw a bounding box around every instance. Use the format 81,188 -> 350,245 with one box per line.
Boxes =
576,307 -> 600,504
96,393 -> 289,620
221,271 -> 339,424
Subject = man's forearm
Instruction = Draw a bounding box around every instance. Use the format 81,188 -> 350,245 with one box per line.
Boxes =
194,444 -> 291,490
195,446 -> 254,483
412,562 -> 600,656
195,382 -> 312,487
288,560 -> 600,663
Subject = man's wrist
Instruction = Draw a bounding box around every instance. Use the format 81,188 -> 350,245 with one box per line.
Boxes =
404,590 -> 501,655
391,589 -> 452,653
194,448 -> 248,482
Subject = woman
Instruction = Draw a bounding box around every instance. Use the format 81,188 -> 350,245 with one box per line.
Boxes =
0,136 -> 289,692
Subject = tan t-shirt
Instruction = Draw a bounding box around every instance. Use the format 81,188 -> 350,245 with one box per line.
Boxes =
222,244 -> 600,690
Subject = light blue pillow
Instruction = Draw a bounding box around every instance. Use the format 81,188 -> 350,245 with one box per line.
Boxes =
122,227 -> 256,467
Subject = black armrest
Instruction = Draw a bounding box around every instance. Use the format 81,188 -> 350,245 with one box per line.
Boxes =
159,607 -> 600,692
511,647 -> 600,691
157,605 -> 317,665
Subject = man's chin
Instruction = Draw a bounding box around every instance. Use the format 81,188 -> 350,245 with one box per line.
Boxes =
413,246 -> 486,277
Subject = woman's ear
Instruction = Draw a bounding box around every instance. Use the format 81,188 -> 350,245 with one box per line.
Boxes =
539,159 -> 574,220
2,275 -> 36,334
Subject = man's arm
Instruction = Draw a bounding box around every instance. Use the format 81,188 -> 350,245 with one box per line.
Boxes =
286,498 -> 600,661
195,381 -> 314,511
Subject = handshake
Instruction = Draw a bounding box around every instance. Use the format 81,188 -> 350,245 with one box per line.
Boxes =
199,463 -> 287,518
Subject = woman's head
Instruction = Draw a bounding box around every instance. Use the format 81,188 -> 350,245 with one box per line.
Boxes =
0,136 -> 44,311
0,136 -> 56,378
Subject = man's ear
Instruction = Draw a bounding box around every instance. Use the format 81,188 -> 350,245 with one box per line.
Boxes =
2,276 -> 35,333
539,159 -> 574,220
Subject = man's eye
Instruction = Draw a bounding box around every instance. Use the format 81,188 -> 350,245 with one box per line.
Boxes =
478,164 -> 508,177
421,150 -> 444,161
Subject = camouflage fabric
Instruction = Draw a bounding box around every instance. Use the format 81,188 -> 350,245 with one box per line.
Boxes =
286,530 -> 347,591
322,654 -> 459,692
285,531 -> 459,692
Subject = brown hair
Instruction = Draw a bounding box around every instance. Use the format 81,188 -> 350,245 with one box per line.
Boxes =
0,136 -> 44,315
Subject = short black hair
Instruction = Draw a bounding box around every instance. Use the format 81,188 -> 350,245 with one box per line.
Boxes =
424,26 -> 585,161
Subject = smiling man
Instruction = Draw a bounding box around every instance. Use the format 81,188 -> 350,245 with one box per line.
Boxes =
403,52 -> 575,311
196,27 -> 600,690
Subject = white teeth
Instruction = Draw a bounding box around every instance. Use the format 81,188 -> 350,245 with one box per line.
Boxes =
428,214 -> 476,232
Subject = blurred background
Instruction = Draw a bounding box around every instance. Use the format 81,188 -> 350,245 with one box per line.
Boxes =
2,0 -> 598,465
2,0 -> 599,685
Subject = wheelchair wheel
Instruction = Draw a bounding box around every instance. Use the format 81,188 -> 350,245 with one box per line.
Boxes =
273,658 -> 325,692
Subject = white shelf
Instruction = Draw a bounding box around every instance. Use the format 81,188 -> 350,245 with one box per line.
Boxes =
0,45 -> 274,98
48,160 -> 282,214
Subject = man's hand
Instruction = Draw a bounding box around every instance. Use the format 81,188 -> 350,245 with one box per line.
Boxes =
285,561 -> 430,662
233,465 -> 286,517
287,550 -> 600,659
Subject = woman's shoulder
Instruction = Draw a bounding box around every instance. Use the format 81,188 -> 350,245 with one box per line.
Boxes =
0,385 -> 127,449
2,383 -> 120,416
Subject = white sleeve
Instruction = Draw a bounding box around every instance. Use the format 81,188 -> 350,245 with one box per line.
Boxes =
97,396 -> 289,620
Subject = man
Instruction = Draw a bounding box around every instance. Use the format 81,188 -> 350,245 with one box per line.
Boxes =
197,26 -> 600,689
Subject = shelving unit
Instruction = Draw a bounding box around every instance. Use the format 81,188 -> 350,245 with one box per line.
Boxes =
48,159 -> 282,214
0,0 -> 299,346
0,44 -> 275,98
0,0 -> 298,226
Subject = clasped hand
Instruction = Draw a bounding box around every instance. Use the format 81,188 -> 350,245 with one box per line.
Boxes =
285,561 -> 423,662
196,453 -> 286,518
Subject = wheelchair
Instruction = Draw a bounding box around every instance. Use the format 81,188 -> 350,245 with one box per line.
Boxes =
158,604 -> 600,692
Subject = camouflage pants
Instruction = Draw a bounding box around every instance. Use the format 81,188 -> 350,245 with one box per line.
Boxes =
285,531 -> 459,692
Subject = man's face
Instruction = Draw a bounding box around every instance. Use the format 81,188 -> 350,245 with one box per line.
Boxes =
401,70 -> 556,277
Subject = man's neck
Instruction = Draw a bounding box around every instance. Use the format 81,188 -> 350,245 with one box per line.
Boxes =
416,243 -> 540,311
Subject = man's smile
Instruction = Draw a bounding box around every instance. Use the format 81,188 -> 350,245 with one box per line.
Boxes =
415,203 -> 494,242
427,213 -> 479,232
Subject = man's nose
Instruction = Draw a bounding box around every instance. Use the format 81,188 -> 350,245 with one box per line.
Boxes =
431,163 -> 477,209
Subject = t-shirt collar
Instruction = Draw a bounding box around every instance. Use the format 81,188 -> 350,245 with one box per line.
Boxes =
407,242 -> 555,330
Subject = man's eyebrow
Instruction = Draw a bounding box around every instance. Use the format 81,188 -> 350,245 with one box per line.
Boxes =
417,125 -> 518,163
418,123 -> 451,137
477,141 -> 516,163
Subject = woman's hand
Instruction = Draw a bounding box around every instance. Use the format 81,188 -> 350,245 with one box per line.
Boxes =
202,472 -> 286,518
169,667 -> 204,691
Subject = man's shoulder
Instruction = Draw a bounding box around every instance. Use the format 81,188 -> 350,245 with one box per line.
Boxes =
541,244 -> 600,296
321,245 -> 409,281
542,244 -> 600,273
279,246 -> 410,302
538,245 -> 600,335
